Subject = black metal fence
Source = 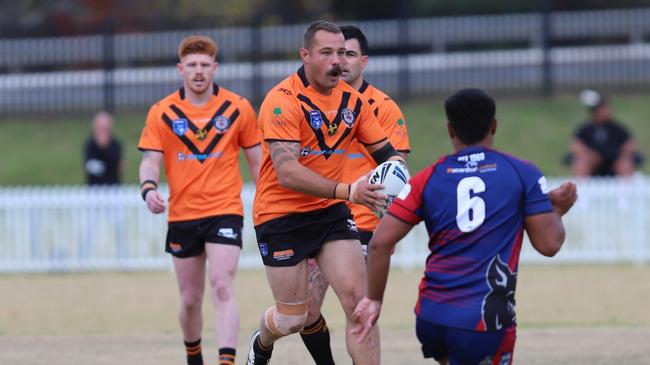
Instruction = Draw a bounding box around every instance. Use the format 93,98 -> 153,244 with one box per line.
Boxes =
1,7 -> 650,115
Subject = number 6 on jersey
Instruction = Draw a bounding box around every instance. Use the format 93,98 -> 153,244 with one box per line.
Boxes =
456,176 -> 486,232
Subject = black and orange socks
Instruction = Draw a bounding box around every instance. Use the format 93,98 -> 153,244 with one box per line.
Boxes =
300,314 -> 336,365
184,339 -> 203,365
218,347 -> 236,365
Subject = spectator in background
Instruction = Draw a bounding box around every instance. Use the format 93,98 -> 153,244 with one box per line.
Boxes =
84,111 -> 123,185
569,89 -> 643,177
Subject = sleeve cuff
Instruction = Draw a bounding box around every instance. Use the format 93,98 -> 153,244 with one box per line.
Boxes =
387,201 -> 421,225
524,200 -> 554,217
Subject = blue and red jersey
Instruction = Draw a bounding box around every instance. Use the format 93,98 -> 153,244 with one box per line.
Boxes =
388,146 -> 553,332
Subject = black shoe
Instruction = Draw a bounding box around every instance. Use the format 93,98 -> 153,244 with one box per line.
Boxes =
246,329 -> 271,365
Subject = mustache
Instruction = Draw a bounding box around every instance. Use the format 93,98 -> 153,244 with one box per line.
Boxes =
327,65 -> 343,77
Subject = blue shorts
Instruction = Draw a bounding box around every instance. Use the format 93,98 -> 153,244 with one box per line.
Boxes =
416,318 -> 516,365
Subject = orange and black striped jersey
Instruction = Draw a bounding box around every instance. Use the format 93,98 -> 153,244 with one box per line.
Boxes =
253,67 -> 387,225
343,80 -> 411,231
138,84 -> 260,222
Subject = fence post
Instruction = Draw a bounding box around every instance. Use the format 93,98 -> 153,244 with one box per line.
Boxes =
397,16 -> 411,100
102,17 -> 115,113
250,13 -> 263,104
639,176 -> 649,264
541,0 -> 553,96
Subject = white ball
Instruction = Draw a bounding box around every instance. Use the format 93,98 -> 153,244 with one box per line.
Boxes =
368,160 -> 411,218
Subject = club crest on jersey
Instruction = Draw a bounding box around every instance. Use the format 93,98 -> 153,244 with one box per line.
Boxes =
309,110 -> 323,129
342,108 -> 355,127
213,115 -> 230,133
172,119 -> 188,135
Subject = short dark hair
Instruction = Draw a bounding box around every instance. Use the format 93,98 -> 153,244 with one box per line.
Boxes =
303,20 -> 341,50
340,25 -> 369,55
444,88 -> 496,145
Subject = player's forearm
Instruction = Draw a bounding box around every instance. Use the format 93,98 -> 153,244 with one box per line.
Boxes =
388,154 -> 407,166
525,213 -> 565,257
244,146 -> 262,185
365,245 -> 391,302
277,160 -> 340,199
139,154 -> 161,184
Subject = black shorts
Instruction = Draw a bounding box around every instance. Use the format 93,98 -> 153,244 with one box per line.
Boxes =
416,318 -> 516,364
358,229 -> 373,257
254,203 -> 360,267
166,214 -> 243,258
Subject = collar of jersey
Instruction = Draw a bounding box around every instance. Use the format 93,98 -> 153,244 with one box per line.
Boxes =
358,80 -> 370,94
297,66 -> 310,88
455,145 -> 489,156
178,83 -> 220,102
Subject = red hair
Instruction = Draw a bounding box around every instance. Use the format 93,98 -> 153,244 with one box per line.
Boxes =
178,36 -> 217,60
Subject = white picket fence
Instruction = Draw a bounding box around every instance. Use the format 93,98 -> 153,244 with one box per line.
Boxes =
0,177 -> 648,273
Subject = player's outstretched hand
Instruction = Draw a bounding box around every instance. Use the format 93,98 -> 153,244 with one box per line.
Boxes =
145,190 -> 166,214
549,181 -> 578,216
351,297 -> 382,343
350,175 -> 387,213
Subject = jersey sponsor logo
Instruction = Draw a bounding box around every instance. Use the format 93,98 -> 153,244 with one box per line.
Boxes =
270,107 -> 286,126
273,249 -> 294,261
397,118 -> 405,126
447,161 -> 479,174
276,87 -> 292,95
479,163 -> 498,173
341,107 -> 355,127
217,228 -> 238,240
300,146 -> 311,156
538,176 -> 550,194
457,152 -> 485,163
172,119 -> 188,135
309,110 -> 323,129
177,151 -> 223,161
259,242 -> 269,256
169,242 -> 182,252
481,255 -> 517,331
304,148 -> 346,157
213,115 -> 230,133
270,118 -> 286,126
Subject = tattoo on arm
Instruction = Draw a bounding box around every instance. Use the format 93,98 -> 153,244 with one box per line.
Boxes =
269,141 -> 300,170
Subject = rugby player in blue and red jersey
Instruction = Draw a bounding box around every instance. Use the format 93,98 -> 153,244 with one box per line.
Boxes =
352,88 -> 577,365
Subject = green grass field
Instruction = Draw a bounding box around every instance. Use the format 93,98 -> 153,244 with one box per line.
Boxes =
1,93 -> 648,185
1,265 -> 649,364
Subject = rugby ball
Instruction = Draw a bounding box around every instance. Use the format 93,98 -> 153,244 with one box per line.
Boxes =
368,160 -> 410,218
